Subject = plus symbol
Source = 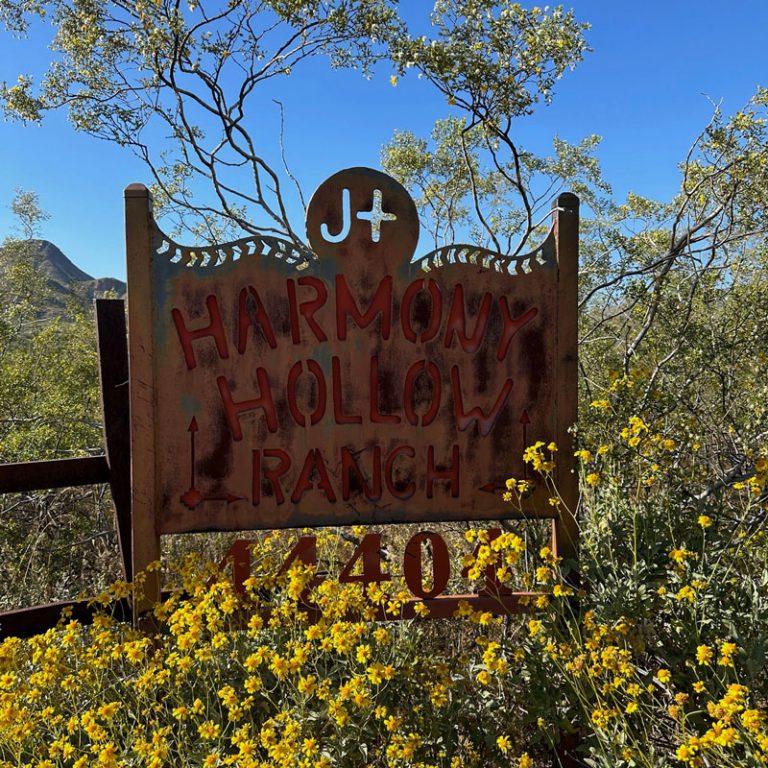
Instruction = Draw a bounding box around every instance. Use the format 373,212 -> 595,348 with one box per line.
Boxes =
356,189 -> 397,243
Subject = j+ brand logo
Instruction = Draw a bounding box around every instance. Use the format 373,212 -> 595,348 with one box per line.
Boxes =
320,188 -> 397,244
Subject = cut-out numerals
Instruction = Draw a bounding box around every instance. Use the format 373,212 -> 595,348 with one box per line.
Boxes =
213,538 -> 253,593
277,535 -> 324,601
217,529 -> 514,601
460,528 -> 513,597
338,533 -> 392,585
403,531 -> 450,599
278,535 -> 321,579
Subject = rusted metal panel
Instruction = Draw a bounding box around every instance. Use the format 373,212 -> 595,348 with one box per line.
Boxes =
0,456 -> 110,493
127,167 -> 577,535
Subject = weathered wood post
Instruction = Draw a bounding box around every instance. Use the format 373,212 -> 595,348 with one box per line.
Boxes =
553,192 -> 580,567
125,184 -> 161,620
553,191 -> 581,766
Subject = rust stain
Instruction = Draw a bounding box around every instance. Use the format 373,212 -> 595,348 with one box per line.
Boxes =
140,167 -> 567,534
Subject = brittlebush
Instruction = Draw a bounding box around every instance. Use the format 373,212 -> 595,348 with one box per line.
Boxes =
1,403 -> 767,767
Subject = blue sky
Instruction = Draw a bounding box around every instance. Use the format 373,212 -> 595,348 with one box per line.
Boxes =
0,0 -> 766,281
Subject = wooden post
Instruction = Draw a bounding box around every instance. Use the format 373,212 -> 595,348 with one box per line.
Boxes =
553,192 -> 580,567
96,299 -> 132,582
553,192 -> 581,767
125,185 -> 161,620
554,733 -> 582,768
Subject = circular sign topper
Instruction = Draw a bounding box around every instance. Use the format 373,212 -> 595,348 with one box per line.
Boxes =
306,167 -> 419,271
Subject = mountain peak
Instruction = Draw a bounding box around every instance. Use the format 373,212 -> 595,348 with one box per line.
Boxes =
3,238 -> 126,311
25,239 -> 95,285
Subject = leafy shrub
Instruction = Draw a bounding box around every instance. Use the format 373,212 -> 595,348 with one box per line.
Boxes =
1,420 -> 766,767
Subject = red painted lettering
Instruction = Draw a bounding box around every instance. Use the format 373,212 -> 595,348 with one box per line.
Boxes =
336,274 -> 393,340
332,356 -> 362,424
450,366 -> 513,437
171,295 -> 229,370
218,371 -> 277,441
291,449 -> 337,504
400,278 -> 442,343
426,445 -> 460,499
370,356 -> 401,424
287,277 -> 328,344
443,284 -> 493,353
237,286 -> 277,353
497,300 -> 537,361
258,448 -> 291,505
286,360 -> 327,427
403,360 -> 441,426
341,446 -> 382,501
385,445 -> 416,500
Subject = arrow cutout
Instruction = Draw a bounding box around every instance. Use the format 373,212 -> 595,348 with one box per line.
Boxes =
204,493 -> 246,505
188,417 -> 198,488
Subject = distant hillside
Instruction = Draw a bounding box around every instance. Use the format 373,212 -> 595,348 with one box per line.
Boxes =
6,239 -> 126,311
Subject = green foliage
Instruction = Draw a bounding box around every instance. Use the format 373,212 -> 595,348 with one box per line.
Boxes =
0,0 -> 405,241
0,194 -> 120,609
0,3 -> 767,764
382,120 -> 609,251
383,2 -> 591,255
0,0 -> 592,249
390,1 -> 589,119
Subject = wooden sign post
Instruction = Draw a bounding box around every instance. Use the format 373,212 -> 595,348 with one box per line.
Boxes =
125,167 -> 578,615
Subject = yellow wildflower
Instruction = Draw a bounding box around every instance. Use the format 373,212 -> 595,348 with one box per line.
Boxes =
198,721 -> 220,740
718,642 -> 738,666
696,645 -> 713,665
675,585 -> 696,602
476,670 -> 492,685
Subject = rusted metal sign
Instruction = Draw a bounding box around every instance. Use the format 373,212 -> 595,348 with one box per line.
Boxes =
126,168 -> 578,587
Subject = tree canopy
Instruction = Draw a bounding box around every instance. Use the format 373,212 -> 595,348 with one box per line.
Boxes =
0,0 -> 589,243
1,4 -> 768,765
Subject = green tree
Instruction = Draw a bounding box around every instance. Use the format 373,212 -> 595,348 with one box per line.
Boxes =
0,192 -> 119,609
387,0 -> 590,254
2,5 -> 768,765
0,0 -> 589,244
0,188 -> 50,337
1,0 -> 407,242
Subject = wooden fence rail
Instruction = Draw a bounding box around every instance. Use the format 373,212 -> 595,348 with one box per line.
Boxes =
0,299 -> 132,639
0,598 -> 132,640
0,456 -> 110,493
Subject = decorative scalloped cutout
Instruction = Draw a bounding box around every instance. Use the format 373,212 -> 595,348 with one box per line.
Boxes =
151,211 -> 555,278
151,223 -> 314,271
417,228 -> 556,276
